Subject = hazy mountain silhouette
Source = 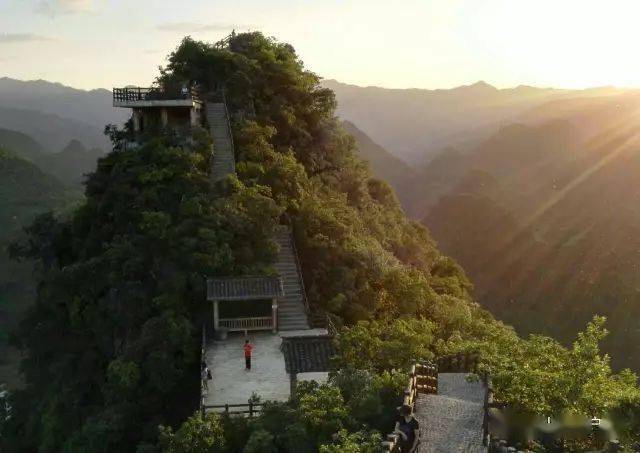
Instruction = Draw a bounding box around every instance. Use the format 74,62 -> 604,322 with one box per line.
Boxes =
324,79 -> 627,164
0,77 -> 128,151
37,139 -> 105,186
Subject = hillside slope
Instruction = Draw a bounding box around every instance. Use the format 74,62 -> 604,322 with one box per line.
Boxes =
342,120 -> 415,201
0,148 -> 78,388
0,128 -> 46,162
421,114 -> 640,370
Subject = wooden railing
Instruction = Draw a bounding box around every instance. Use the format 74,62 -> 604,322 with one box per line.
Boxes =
199,323 -> 207,412
437,352 -> 480,374
113,86 -> 199,103
202,401 -> 263,418
381,361 -> 438,452
219,316 -> 273,331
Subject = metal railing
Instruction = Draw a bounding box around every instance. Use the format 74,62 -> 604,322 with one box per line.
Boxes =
219,316 -> 273,331
113,86 -> 200,103
287,227 -> 311,319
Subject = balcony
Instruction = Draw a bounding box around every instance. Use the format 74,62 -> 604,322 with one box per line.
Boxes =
113,86 -> 201,108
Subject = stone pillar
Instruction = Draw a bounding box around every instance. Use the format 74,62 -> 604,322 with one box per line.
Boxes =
160,108 -> 169,129
190,106 -> 200,127
132,109 -> 141,133
213,300 -> 219,330
271,299 -> 278,333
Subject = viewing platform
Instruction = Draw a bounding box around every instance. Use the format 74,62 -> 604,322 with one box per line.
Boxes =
112,85 -> 204,137
112,86 -> 202,108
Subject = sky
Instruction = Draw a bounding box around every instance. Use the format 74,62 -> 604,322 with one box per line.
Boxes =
1,0 -> 640,91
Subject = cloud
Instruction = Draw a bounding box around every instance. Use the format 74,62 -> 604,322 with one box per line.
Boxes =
157,22 -> 248,33
0,33 -> 56,44
37,0 -> 94,16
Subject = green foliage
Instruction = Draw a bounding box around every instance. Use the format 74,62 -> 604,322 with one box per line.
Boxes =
296,381 -> 349,444
332,318 -> 435,371
445,316 -> 640,418
319,429 -> 383,453
3,136 -> 281,451
159,413 -> 225,453
160,33 -> 466,325
242,429 -> 276,453
7,30 -> 640,452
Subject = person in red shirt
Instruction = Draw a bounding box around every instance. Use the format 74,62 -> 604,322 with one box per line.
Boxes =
243,340 -> 253,370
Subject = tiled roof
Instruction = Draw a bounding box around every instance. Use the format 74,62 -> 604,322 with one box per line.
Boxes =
281,335 -> 335,374
207,276 -> 283,301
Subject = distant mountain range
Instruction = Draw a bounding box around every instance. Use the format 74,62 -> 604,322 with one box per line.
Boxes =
324,79 -> 630,164
0,128 -> 104,187
410,93 -> 640,370
0,77 -> 128,151
4,75 -> 640,372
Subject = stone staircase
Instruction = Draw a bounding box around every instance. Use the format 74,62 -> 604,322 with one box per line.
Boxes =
414,373 -> 486,453
274,227 -> 310,331
205,102 -> 235,181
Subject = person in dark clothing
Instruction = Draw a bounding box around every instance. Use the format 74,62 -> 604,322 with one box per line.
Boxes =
394,404 -> 420,452
243,340 -> 253,370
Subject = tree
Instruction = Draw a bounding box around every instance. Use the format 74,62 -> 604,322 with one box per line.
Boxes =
158,413 -> 225,453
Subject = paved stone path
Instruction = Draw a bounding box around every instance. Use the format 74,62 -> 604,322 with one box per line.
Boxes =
203,332 -> 290,410
415,373 -> 486,453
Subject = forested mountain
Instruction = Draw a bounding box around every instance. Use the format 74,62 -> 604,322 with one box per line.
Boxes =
2,35 -> 639,451
0,77 -> 128,150
0,148 -> 79,388
324,79 -> 628,164
419,105 -> 640,370
0,128 -> 46,162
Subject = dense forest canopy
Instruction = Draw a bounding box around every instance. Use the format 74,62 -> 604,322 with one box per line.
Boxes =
2,33 -> 639,451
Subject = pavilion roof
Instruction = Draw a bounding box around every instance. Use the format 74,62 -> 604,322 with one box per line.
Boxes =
206,276 -> 283,301
280,334 -> 335,374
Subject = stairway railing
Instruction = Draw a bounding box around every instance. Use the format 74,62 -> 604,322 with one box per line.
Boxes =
219,90 -> 236,174
287,226 -> 311,322
381,361 -> 438,452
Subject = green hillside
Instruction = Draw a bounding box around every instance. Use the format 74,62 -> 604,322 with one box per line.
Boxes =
0,127 -> 46,162
423,117 -> 640,370
2,34 -> 638,451
0,148 -> 79,388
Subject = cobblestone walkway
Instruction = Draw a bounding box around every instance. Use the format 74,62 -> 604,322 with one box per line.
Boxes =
203,332 -> 290,410
415,373 -> 486,453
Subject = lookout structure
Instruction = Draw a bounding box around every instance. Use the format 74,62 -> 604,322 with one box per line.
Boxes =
113,85 -> 203,139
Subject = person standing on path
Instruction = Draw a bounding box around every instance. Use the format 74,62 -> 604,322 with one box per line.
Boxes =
201,364 -> 210,391
243,340 -> 253,371
394,404 -> 420,452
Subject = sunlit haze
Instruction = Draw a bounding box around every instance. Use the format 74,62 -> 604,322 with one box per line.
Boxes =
2,0 -> 640,90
